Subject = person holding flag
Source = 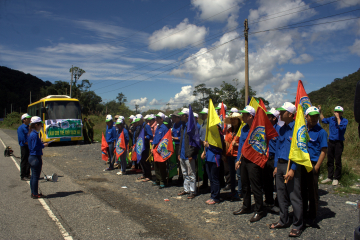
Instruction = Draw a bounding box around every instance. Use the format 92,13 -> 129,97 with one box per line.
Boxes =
177,107 -> 200,199
104,115 -> 117,171
171,111 -> 184,185
270,102 -> 303,238
199,108 -> 209,192
152,112 -> 173,188
115,118 -> 129,175
301,106 -> 327,223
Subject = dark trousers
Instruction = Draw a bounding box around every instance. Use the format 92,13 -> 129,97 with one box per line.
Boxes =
28,155 -> 42,195
227,156 -> 237,194
263,155 -> 275,205
219,160 -> 225,188
276,160 -> 303,230
206,161 -> 220,201
224,159 -> 230,186
327,140 -> 344,180
241,158 -> 264,213
301,162 -> 319,219
20,146 -> 30,178
140,148 -> 151,179
154,161 -> 167,185
88,129 -> 94,142
107,142 -> 115,168
175,144 -> 183,179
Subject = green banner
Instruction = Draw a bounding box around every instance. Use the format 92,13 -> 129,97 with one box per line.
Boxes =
45,119 -> 82,138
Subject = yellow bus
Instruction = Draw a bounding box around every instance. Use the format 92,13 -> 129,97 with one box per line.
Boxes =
28,95 -> 83,143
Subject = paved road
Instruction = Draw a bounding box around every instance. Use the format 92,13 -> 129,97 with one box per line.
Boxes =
1,128 -> 359,239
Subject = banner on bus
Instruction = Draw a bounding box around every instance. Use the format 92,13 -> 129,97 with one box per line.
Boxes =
45,119 -> 82,138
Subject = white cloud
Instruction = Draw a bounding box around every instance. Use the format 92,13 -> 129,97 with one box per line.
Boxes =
259,91 -> 288,108
291,53 -> 313,64
336,0 -> 360,8
148,19 -> 207,51
167,85 -> 197,109
349,39 -> 360,56
130,97 -> 148,106
191,0 -> 243,22
311,16 -> 358,32
277,71 -> 304,92
149,98 -> 166,105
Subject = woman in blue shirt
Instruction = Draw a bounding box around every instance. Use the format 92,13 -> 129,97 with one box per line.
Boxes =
28,116 -> 49,199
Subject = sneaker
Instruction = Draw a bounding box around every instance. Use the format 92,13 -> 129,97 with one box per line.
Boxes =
116,171 -> 122,175
103,167 -> 114,171
321,178 -> 332,184
21,177 -> 30,181
32,194 -> 46,199
187,193 -> 196,199
332,179 -> 339,186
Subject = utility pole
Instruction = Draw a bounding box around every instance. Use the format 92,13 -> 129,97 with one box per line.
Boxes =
70,65 -> 73,98
135,105 -> 139,114
166,103 -> 171,110
244,19 -> 249,106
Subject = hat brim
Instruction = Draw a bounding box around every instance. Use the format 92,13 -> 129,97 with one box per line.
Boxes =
276,107 -> 287,111
178,112 -> 186,115
266,111 -> 274,115
334,109 -> 343,112
307,111 -> 320,116
105,119 -> 112,122
24,116 -> 32,119
163,122 -> 168,124
199,111 -> 208,114
214,107 -> 220,110
239,110 -> 249,114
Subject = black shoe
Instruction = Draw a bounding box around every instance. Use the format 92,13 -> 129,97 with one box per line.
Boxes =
233,208 -> 252,215
21,177 -> 30,181
223,185 -> 231,191
250,212 -> 264,222
199,184 -> 208,190
264,202 -> 274,208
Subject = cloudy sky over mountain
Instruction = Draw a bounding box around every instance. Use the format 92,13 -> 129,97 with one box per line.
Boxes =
1,0 -> 359,111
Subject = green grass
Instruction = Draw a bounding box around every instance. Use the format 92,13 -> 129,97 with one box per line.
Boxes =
0,112 -> 22,130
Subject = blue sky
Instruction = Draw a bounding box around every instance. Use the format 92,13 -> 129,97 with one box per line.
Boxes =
1,0 -> 360,111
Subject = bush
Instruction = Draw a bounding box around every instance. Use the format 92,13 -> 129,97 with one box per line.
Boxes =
0,112 -> 22,129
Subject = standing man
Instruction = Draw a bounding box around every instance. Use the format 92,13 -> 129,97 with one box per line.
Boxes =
152,112 -> 169,188
104,115 -> 117,171
199,108 -> 209,191
319,105 -> 348,186
302,106 -> 328,223
177,108 -> 200,199
17,113 -> 32,181
115,118 -> 129,175
269,102 -> 303,238
87,118 -> 95,142
171,111 -> 183,185
233,106 -> 264,223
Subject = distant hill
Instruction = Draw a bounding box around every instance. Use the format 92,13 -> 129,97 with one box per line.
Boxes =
0,66 -> 52,117
308,68 -> 360,112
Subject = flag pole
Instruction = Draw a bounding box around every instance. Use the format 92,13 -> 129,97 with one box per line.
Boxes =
284,160 -> 291,183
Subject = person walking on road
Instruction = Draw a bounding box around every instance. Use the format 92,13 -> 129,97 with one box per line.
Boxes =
17,113 -> 32,181
319,105 -> 348,186
28,116 -> 49,198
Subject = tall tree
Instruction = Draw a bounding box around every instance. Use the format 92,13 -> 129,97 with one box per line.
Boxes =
193,83 -> 212,108
116,92 -> 127,105
69,67 -> 86,85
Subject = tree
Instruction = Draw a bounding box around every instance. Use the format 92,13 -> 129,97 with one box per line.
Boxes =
79,91 -> 102,115
218,80 -> 241,108
239,85 -> 257,109
69,67 -> 86,85
193,83 -> 212,108
116,92 -> 127,105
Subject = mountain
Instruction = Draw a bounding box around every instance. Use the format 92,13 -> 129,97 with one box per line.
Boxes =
308,68 -> 360,113
0,66 -> 52,117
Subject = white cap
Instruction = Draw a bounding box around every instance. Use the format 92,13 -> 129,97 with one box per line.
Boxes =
129,115 -> 135,120
199,108 -> 208,114
305,106 -> 320,116
144,114 -> 150,120
193,112 -> 199,118
334,106 -> 344,112
21,113 -> 31,120
239,106 -> 255,116
147,114 -> 155,120
116,118 -> 123,124
215,103 -> 227,110
136,114 -> 143,119
179,108 -> 189,115
155,112 -> 165,120
277,102 -> 296,114
266,108 -> 280,118
30,116 -> 43,124
105,115 -> 113,122
230,107 -> 238,113
119,116 -> 125,120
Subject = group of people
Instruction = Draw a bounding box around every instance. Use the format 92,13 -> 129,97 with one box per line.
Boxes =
102,101 -> 348,238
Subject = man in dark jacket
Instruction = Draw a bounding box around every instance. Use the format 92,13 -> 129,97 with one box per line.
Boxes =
177,108 -> 200,199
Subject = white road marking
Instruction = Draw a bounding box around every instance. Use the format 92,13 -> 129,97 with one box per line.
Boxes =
0,137 -> 73,240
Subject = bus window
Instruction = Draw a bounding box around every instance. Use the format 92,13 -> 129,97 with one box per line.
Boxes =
45,101 -> 81,120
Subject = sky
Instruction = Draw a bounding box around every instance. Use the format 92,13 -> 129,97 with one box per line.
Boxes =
1,0 -> 360,112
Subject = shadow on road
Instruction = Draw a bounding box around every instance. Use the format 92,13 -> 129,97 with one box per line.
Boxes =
46,190 -> 84,199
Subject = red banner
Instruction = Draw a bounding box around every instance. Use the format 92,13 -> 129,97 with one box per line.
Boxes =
153,129 -> 174,162
259,98 -> 268,112
219,102 -> 227,134
115,131 -> 126,159
101,132 -> 109,161
295,80 -> 312,117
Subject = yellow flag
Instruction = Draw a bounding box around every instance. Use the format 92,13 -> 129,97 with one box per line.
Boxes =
288,104 -> 313,172
249,97 -> 266,112
205,99 -> 222,149
236,122 -> 246,137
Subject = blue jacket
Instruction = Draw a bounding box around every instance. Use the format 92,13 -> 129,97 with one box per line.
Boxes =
321,116 -> 348,141
117,128 -> 129,146
153,123 -> 168,146
28,130 -> 44,156
236,124 -> 250,163
172,121 -> 183,144
205,145 -> 222,166
269,124 -> 281,156
308,124 -> 328,162
274,121 -> 298,171
17,123 -> 29,147
106,125 -> 117,143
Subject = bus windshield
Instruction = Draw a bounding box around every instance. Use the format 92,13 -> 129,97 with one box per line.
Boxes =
45,101 -> 81,120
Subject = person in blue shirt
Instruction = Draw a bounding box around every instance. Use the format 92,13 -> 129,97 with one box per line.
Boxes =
233,106 -> 264,223
194,112 -> 201,132
270,102 -> 303,238
301,106 -> 328,224
171,111 -> 184,185
104,115 -> 117,171
198,108 -> 209,191
28,116 -> 49,198
115,119 -> 129,175
17,113 -> 32,181
264,108 -> 281,208
319,105 -> 348,186
133,114 -> 153,181
177,108 -> 200,199
153,112 -> 169,188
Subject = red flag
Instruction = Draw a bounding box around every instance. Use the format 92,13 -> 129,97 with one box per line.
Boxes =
153,129 -> 174,162
101,132 -> 109,161
242,108 -> 279,168
115,131 -> 126,159
259,99 -> 268,112
219,102 -> 227,134
295,80 -> 312,117
131,144 -> 137,161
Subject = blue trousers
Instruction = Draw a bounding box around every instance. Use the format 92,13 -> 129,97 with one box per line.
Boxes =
28,155 -> 42,195
206,161 -> 220,202
107,142 -> 115,168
